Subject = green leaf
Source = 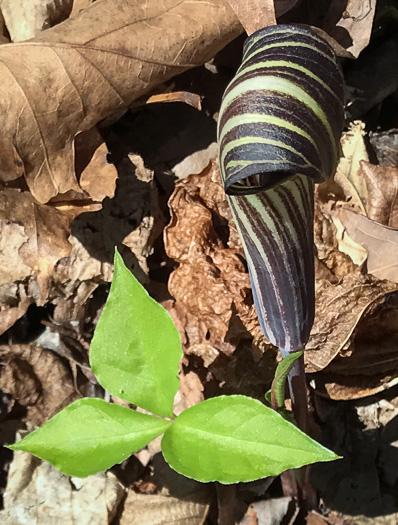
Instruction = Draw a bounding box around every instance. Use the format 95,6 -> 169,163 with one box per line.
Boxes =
90,250 -> 182,417
271,350 -> 304,409
162,395 -> 339,484
7,398 -> 171,477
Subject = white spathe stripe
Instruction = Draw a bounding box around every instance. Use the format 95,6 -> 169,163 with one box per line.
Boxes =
218,113 -> 319,157
234,60 -> 341,104
220,76 -> 336,156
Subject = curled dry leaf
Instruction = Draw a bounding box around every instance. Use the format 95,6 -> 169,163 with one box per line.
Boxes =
316,291 -> 398,399
314,200 -> 360,279
0,0 -> 243,203
51,153 -> 163,322
360,161 -> 398,228
334,121 -> 369,214
305,273 -> 398,374
339,208 -> 398,284
120,491 -> 210,525
74,128 -> 118,203
226,0 -> 276,35
0,189 -> 72,317
369,129 -> 398,168
323,0 -> 376,58
0,452 -> 124,524
0,344 -> 79,426
164,160 -> 260,349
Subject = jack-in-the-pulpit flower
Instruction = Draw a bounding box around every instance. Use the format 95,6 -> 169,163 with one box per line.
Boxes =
218,24 -> 345,354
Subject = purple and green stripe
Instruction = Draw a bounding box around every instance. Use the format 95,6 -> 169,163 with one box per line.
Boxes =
217,25 -> 344,353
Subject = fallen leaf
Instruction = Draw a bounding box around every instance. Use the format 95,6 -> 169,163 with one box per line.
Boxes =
52,153 -> 163,322
76,129 -> 118,202
314,290 -> 398,399
0,189 -> 72,307
0,0 -> 244,202
329,210 -> 367,267
0,344 -> 79,426
174,371 -> 204,416
239,498 -> 292,525
339,208 -> 398,283
334,121 -> 369,214
226,0 -> 276,35
0,0 -> 73,41
120,491 -> 209,525
165,160 -> 259,348
323,0 -> 376,58
305,273 -> 398,373
0,137 -> 24,182
0,451 -> 124,524
70,0 -> 97,18
0,286 -> 32,338
360,161 -> 398,228
369,129 -> 398,168
314,200 -> 360,279
131,91 -> 202,112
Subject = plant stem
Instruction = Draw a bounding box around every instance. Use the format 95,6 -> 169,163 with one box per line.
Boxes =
285,351 -> 317,510
286,352 -> 310,434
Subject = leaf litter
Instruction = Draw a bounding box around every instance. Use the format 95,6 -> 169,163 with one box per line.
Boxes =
2,0 -> 398,523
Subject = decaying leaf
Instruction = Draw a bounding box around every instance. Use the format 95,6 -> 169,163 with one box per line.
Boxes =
0,451 -> 124,524
164,160 -> 259,349
0,0 -> 244,203
305,273 -> 398,373
339,208 -> 398,284
369,129 -> 398,168
52,153 -> 163,322
360,161 -> 398,228
0,189 -> 72,309
75,128 -> 118,203
120,492 -> 209,525
314,200 -> 361,278
314,289 -> 398,399
334,121 -> 369,214
0,0 -> 73,41
0,344 -> 79,426
226,0 -> 276,35
323,0 -> 376,58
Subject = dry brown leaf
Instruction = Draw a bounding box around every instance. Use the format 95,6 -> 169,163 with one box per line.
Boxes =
0,189 -> 72,307
0,451 -> 123,524
314,290 -> 398,399
339,208 -> 398,283
0,137 -> 24,181
314,200 -> 360,279
76,129 -> 118,202
0,0 -> 73,41
51,153 -> 163,322
323,0 -> 376,58
70,0 -> 97,18
0,286 -> 32,336
226,0 -> 276,34
334,121 -> 369,213
360,161 -> 398,228
305,273 -> 398,373
0,0 -> 244,203
174,371 -> 204,416
369,129 -> 398,168
120,491 -> 209,525
131,91 -> 202,111
165,160 -> 259,349
329,209 -> 367,267
0,344 -> 79,425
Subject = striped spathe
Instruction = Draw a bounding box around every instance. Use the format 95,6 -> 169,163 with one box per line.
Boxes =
217,24 -> 344,353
